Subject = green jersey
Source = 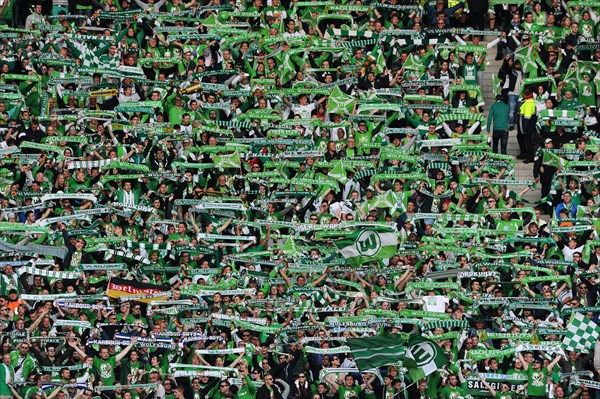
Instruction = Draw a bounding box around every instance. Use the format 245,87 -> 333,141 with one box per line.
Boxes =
354,130 -> 372,153
236,376 -> 257,399
338,385 -> 361,399
93,356 -> 117,385
526,367 -> 547,397
579,19 -> 595,39
440,385 -> 464,399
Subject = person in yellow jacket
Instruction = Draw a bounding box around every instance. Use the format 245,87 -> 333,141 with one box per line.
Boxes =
520,88 -> 538,163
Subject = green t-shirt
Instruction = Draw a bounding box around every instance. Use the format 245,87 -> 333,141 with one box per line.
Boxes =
236,376 -> 257,399
354,131 -> 372,154
579,19 -> 595,38
167,3 -> 184,12
93,356 -> 117,385
22,385 -> 41,399
526,367 -> 547,396
318,213 -> 333,224
168,233 -> 191,244
440,385 -> 464,399
381,387 -> 395,399
0,0 -> 14,23
536,25 -> 560,45
461,62 -> 478,84
558,98 -> 578,110
68,178 -> 90,193
338,385 -> 361,399
496,219 -> 522,232
122,359 -> 143,384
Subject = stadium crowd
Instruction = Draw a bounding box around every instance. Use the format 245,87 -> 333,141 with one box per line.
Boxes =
0,0 -> 600,398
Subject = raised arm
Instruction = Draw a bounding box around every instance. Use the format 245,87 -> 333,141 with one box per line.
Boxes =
278,263 -> 292,287
481,378 -> 497,397
359,374 -> 376,390
547,354 -> 562,373
228,351 -> 246,368
517,351 -> 528,371
27,307 -> 48,334
522,283 -> 537,298
9,385 -> 23,399
115,337 -> 138,363
216,217 -> 233,234
311,267 -> 329,287
68,339 -> 87,359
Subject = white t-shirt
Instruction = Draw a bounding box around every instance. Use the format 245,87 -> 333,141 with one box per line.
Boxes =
291,102 -> 316,119
423,295 -> 449,313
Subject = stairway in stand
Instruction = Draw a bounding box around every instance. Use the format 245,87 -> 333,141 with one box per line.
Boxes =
479,37 -> 539,205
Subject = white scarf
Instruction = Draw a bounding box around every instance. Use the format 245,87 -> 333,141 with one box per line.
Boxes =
124,190 -> 134,206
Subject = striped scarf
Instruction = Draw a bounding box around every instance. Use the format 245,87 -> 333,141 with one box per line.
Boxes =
325,28 -> 375,39
105,249 -> 151,264
125,240 -> 172,251
19,266 -> 80,280
114,333 -> 173,345
423,319 -> 469,330
66,159 -> 114,170
57,301 -> 111,310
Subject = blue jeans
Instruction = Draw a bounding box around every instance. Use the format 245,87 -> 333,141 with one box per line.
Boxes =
508,94 -> 519,126
492,130 -> 508,155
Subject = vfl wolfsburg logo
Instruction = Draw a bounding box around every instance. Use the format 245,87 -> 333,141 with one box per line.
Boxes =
99,362 -> 112,378
356,230 -> 381,256
410,341 -> 438,367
